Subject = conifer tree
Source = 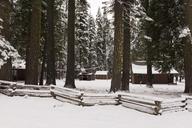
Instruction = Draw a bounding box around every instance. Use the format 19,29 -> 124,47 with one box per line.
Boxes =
25,0 -> 42,85
183,0 -> 192,93
75,0 -> 89,69
46,0 -> 56,85
88,14 -> 97,68
110,0 -> 123,92
65,0 -> 76,88
96,8 -> 106,70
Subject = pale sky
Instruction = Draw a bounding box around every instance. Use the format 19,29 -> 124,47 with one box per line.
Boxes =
88,0 -> 105,18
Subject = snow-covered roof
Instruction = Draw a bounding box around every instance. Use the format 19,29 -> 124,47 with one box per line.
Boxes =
132,64 -> 178,74
95,71 -> 108,75
12,59 -> 25,69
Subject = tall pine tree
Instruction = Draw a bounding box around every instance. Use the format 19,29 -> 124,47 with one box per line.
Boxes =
25,0 -> 42,85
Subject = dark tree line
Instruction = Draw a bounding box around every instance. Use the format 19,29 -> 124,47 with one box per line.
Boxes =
1,0 -> 192,94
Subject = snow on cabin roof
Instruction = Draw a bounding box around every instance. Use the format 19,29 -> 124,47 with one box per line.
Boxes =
132,64 -> 178,74
12,59 -> 25,69
95,71 -> 108,75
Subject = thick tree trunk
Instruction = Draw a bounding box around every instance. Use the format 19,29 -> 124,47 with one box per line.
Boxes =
184,0 -> 192,93
122,1 -> 131,91
184,36 -> 192,93
0,0 -> 12,81
46,0 -> 56,85
65,0 -> 76,88
25,0 -> 42,85
110,0 -> 123,92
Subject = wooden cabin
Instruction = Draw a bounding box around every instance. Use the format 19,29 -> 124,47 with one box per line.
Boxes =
95,71 -> 109,80
0,60 -> 12,81
78,72 -> 95,81
131,64 -> 178,84
12,59 -> 26,81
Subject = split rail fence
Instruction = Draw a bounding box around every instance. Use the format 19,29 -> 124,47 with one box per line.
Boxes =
0,80 -> 51,97
1,80 -> 192,115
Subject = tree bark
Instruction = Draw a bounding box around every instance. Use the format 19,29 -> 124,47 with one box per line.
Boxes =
46,0 -> 56,85
184,0 -> 192,93
147,58 -> 153,87
122,0 -> 131,91
0,0 -> 12,81
65,0 -> 76,88
143,0 -> 153,87
25,0 -> 42,85
110,0 -> 123,92
39,36 -> 47,85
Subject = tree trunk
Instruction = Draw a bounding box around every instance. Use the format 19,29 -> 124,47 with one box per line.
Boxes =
110,0 -> 123,92
65,0 -> 76,88
39,36 -> 47,85
46,0 -> 56,85
184,0 -> 192,93
0,0 -> 12,81
143,0 -> 153,87
122,0 -> 131,91
147,59 -> 153,87
25,0 -> 42,85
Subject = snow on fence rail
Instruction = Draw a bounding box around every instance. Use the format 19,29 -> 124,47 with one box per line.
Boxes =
182,95 -> 192,112
0,80 -> 189,115
0,80 -> 51,97
50,86 -> 83,105
118,93 -> 186,115
50,85 -> 119,106
82,93 -> 119,106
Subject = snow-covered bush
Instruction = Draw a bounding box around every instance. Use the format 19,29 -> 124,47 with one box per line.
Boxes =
0,36 -> 20,68
0,17 -> 20,68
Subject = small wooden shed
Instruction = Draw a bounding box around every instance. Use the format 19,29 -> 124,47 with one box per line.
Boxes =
12,59 -> 26,81
131,64 -> 178,84
0,59 -> 12,81
78,72 -> 95,81
95,71 -> 109,80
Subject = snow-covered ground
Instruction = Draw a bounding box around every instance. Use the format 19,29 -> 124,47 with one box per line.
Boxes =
0,94 -> 192,128
1,79 -> 191,128
57,79 -> 185,98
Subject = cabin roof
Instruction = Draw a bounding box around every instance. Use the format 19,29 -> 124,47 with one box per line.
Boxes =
12,59 -> 25,69
132,64 -> 178,74
95,71 -> 108,75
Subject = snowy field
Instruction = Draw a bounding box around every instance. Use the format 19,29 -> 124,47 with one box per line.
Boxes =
1,79 -> 192,128
57,79 -> 185,98
0,94 -> 192,128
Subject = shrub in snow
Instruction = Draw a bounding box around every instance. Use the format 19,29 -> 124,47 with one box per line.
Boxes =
179,27 -> 191,38
0,36 -> 20,68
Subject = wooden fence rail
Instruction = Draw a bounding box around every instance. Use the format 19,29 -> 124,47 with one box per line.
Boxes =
50,85 -> 119,106
0,80 -> 191,115
118,93 -> 186,115
0,80 -> 51,97
182,95 -> 192,112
